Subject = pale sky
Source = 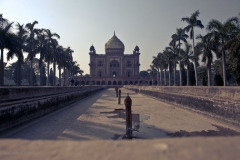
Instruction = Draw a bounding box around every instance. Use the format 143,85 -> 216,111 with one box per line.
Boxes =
1,0 -> 240,74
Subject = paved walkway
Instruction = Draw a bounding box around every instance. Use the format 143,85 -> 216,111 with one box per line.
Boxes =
6,88 -> 240,140
1,88 -> 240,160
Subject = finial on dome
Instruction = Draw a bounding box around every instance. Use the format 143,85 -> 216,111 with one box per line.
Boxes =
114,30 -> 115,36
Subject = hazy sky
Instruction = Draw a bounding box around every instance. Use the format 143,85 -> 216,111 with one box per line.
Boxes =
1,0 -> 240,74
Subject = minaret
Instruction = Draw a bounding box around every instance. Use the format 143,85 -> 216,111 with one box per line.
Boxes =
89,45 -> 96,77
133,45 -> 140,77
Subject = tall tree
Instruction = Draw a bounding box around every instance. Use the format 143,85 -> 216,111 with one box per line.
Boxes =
174,28 -> 188,86
44,43 -> 53,86
25,21 -> 39,86
45,29 -> 60,86
181,66 -> 187,86
163,49 -> 173,86
7,23 -> 27,86
167,37 -> 178,85
189,62 -> 196,86
0,14 -> 9,28
152,54 -> 160,85
147,65 -> 156,85
224,25 -> 240,56
196,34 -> 217,86
197,65 -> 208,86
223,24 -> 240,84
182,10 -> 204,86
61,50 -> 71,86
55,45 -> 65,86
206,17 -> 239,86
64,47 -> 74,85
72,62 -> 84,77
36,29 -> 48,85
65,47 -> 73,78
0,20 -> 14,86
180,42 -> 193,86
152,53 -> 166,86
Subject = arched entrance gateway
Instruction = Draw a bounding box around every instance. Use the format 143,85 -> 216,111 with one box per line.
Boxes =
79,32 -> 156,85
110,60 -> 120,77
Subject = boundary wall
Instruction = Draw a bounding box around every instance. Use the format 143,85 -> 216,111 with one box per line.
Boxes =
0,86 -> 101,103
124,86 -> 240,125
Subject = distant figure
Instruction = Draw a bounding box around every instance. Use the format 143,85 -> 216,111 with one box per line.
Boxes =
71,78 -> 74,86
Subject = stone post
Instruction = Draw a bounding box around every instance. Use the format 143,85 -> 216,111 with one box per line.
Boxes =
124,93 -> 132,136
118,89 -> 121,104
115,87 -> 118,97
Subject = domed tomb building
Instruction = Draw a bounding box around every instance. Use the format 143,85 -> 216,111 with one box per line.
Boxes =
88,33 -> 140,85
78,32 -> 156,85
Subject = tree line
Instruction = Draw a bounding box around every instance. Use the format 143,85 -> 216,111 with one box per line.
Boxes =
150,10 -> 240,86
0,14 -> 83,86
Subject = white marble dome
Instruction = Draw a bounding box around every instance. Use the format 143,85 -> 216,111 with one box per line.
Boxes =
105,32 -> 125,53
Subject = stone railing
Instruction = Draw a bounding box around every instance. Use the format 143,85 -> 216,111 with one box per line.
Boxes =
124,86 -> 240,125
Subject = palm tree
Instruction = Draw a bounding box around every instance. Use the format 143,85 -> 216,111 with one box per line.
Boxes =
206,17 -> 239,86
72,62 -> 84,77
196,34 -> 218,86
55,45 -> 65,86
61,50 -> 71,86
159,53 -> 167,86
65,47 -> 74,82
163,59 -> 168,86
174,28 -> 188,86
36,29 -> 48,86
223,23 -> 240,74
25,21 -> 39,86
167,36 -> 178,85
51,39 -> 59,86
152,53 -> 166,86
45,29 -> 60,86
182,10 -> 204,86
163,49 -> 173,86
0,14 -> 9,27
44,43 -> 53,86
69,60 -> 77,82
224,28 -> 240,56
147,65 -> 156,86
7,23 -> 28,86
0,21 -> 14,86
180,42 -> 194,86
152,54 -> 160,85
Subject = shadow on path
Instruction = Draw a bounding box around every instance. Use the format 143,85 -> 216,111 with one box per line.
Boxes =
167,124 -> 240,137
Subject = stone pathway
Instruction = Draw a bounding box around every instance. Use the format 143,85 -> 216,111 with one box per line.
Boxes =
7,88 -> 240,140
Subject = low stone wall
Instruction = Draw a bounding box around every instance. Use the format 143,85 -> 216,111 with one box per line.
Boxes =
0,86 -> 104,134
0,86 -> 99,103
124,86 -> 240,125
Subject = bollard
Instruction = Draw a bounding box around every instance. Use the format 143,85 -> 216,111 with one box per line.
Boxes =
115,87 -> 118,97
118,89 -> 121,104
124,93 -> 132,136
